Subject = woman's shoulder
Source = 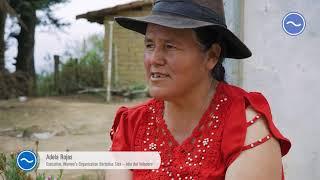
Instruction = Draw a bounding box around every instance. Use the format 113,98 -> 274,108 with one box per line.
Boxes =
115,98 -> 155,117
111,99 -> 156,132
219,82 -> 267,104
220,82 -> 249,97
219,82 -> 275,125
110,99 -> 156,150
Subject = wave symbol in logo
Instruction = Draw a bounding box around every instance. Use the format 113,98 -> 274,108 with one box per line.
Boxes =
20,157 -> 34,164
286,21 -> 302,27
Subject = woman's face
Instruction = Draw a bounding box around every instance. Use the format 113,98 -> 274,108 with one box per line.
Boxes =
144,24 -> 218,100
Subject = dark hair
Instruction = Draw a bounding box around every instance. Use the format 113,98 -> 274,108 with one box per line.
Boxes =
193,27 -> 226,82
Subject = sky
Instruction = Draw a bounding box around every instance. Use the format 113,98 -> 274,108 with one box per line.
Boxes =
5,0 -> 136,73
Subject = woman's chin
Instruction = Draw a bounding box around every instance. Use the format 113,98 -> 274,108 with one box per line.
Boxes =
149,87 -> 169,100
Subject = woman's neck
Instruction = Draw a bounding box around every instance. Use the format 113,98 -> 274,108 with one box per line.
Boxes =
163,79 -> 218,134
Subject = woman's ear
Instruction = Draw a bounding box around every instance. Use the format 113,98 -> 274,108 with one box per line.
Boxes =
206,43 -> 221,70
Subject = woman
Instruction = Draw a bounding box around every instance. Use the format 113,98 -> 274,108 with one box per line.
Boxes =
107,0 -> 291,179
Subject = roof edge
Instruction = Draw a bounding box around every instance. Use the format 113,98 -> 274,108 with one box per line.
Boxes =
76,0 -> 153,24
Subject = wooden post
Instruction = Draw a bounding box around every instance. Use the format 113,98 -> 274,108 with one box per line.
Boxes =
114,45 -> 118,85
54,55 -> 60,92
106,21 -> 114,102
239,0 -> 245,86
74,58 -> 79,88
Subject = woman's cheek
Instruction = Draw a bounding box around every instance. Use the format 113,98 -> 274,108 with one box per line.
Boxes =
143,54 -> 151,78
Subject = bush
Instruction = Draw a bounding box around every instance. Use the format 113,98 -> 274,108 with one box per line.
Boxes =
37,54 -> 104,96
0,152 -> 32,180
58,58 -> 81,94
77,50 -> 104,88
0,71 -> 32,99
37,34 -> 104,96
36,72 -> 56,96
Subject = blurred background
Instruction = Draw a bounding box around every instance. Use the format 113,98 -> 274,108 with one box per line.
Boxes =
0,0 -> 319,179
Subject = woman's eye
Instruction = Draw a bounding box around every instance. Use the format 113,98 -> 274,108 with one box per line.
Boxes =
165,44 -> 176,49
145,44 -> 154,49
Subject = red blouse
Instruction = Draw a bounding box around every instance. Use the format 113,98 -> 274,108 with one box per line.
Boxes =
109,82 -> 291,180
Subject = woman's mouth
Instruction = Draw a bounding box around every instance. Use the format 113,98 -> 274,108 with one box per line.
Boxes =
150,72 -> 169,80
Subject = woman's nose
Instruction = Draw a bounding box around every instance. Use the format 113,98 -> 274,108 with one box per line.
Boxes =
149,47 -> 166,66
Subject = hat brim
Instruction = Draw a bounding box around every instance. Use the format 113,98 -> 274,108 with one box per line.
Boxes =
115,14 -> 252,59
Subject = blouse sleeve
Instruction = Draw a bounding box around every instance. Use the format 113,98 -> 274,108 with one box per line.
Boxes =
221,95 -> 247,167
221,92 -> 291,168
245,92 -> 291,156
109,106 -> 132,151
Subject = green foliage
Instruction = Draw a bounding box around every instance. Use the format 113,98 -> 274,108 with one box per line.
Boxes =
78,51 -> 104,87
35,172 -> 45,180
0,152 -> 32,180
58,34 -> 104,94
79,174 -> 90,180
58,58 -> 80,94
35,172 -> 62,180
37,34 -> 104,96
128,83 -> 147,91
36,72 -> 56,96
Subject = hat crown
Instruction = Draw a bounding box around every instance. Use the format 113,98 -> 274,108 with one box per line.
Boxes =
191,0 -> 225,18
153,0 -> 226,26
154,0 -> 225,15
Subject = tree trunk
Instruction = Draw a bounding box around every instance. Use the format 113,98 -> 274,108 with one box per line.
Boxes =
15,3 -> 37,95
0,10 -> 6,72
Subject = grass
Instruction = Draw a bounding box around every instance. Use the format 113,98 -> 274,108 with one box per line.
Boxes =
0,151 -> 32,180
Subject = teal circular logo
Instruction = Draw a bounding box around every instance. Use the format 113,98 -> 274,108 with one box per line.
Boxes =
16,150 -> 38,171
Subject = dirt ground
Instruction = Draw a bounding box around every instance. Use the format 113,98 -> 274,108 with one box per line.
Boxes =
0,95 -> 146,179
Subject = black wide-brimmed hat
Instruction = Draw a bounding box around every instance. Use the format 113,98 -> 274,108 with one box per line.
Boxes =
115,0 -> 252,59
